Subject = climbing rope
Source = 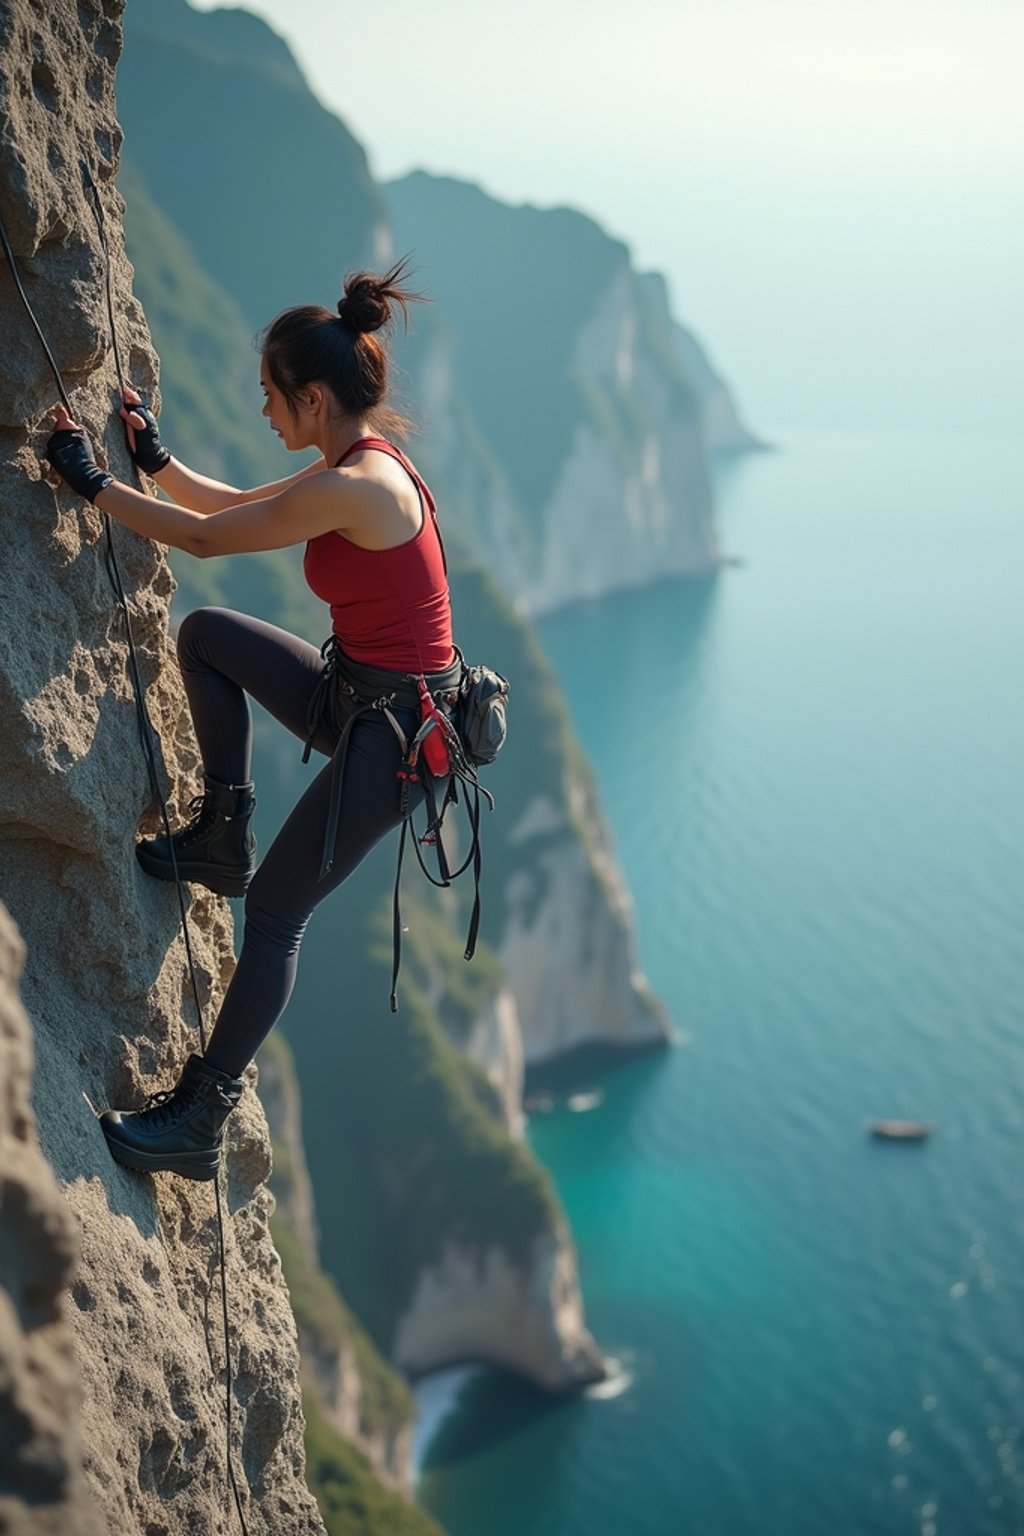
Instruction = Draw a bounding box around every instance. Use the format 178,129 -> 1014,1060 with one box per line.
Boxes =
0,170 -> 250,1535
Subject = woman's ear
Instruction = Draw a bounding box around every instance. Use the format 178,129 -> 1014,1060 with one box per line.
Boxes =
305,385 -> 323,413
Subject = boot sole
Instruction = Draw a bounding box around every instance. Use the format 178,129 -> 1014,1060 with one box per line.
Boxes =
135,845 -> 254,898
101,1124 -> 221,1181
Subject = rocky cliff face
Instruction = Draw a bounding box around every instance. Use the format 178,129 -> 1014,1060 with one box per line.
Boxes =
0,904 -> 101,1536
0,4 -> 324,1529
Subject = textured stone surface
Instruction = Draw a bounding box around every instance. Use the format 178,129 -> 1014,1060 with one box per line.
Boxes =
0,903 -> 101,1536
0,4 -> 324,1531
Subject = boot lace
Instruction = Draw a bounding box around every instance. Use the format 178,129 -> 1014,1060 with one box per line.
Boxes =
174,794 -> 215,850
138,1079 -> 201,1127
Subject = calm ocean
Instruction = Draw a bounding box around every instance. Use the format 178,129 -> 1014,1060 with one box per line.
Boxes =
415,428 -> 1024,1536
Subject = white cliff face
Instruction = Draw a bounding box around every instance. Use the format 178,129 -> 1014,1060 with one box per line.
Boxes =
302,1329 -> 415,1497
500,794 -> 667,1066
393,1226 -> 604,1391
411,264 -> 721,619
415,318 -> 536,596
459,985 -> 526,1139
528,270 -> 719,615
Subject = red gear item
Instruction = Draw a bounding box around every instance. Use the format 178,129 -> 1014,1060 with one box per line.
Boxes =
416,674 -> 452,778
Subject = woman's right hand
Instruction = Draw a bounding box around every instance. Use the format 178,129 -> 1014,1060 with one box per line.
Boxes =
120,385 -> 171,475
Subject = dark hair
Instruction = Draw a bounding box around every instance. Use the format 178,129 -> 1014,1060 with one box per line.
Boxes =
259,256 -> 425,438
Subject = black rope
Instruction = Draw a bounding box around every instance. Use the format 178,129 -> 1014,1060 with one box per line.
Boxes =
1,178 -> 250,1535
0,204 -> 74,414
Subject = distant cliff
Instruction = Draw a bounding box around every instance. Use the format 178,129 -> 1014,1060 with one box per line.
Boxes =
386,170 -> 764,613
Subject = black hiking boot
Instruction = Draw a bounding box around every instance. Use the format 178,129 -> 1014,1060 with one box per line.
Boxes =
100,1054 -> 244,1181
136,774 -> 256,897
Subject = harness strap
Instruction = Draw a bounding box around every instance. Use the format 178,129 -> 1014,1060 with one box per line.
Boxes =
307,637 -> 461,885
318,698 -> 409,882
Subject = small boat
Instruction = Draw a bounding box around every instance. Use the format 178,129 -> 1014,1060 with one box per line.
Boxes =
870,1120 -> 934,1141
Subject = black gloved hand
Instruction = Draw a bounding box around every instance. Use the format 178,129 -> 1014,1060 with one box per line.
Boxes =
124,402 -> 171,474
46,426 -> 114,504
120,391 -> 171,474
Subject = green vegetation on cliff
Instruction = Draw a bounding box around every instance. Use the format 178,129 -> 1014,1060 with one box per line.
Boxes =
121,0 -> 385,331
260,1033 -> 415,1442
259,1035 -> 446,1534
303,1397 -> 446,1536
385,167 -> 707,540
287,898 -> 558,1350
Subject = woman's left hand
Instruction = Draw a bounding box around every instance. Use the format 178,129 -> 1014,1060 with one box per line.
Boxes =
119,384 -> 171,474
46,405 -> 114,504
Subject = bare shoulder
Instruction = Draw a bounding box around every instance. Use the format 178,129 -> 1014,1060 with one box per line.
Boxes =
330,451 -> 423,547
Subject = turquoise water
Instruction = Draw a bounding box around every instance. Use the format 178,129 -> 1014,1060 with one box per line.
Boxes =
417,429 -> 1024,1536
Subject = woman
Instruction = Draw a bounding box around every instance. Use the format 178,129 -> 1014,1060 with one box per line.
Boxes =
46,261 -> 461,1181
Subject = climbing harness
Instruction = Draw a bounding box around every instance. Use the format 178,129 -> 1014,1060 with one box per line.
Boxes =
302,636 -> 502,1011
0,168 -> 250,1534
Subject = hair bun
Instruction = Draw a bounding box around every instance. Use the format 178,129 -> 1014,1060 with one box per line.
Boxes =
337,274 -> 390,335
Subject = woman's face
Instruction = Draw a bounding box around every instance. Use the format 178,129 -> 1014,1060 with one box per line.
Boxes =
260,358 -> 299,448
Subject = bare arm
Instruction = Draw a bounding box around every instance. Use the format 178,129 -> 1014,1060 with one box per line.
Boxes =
94,469 -> 362,558
150,453 -> 326,514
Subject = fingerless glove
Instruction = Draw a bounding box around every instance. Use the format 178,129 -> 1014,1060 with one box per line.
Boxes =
125,401 -> 171,475
46,428 -> 114,504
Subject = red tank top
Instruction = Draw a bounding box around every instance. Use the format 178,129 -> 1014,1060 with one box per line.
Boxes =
303,437 -> 454,672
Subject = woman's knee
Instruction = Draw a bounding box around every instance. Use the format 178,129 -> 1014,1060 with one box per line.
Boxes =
243,873 -> 310,957
176,605 -> 240,669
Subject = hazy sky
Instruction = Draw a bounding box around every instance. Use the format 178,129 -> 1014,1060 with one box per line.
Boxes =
190,0 -> 1023,435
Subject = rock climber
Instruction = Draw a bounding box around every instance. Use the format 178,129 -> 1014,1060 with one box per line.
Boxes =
44,260 -> 461,1181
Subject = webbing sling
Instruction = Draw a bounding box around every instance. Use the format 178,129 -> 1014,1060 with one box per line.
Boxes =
0,168 -> 251,1536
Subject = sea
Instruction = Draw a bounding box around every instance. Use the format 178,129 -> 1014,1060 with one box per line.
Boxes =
413,427 -> 1024,1536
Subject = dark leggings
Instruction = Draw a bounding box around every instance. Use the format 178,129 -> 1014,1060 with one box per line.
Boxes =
174,606 -> 420,1078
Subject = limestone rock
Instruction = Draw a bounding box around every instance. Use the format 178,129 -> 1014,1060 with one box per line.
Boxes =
0,4 -> 323,1531
502,790 -> 666,1065
393,1227 -> 605,1391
